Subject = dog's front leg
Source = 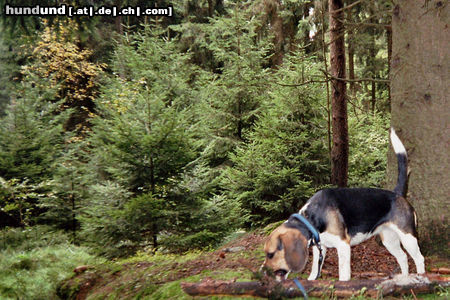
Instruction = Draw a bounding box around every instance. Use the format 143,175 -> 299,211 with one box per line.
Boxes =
336,241 -> 351,281
308,245 -> 327,280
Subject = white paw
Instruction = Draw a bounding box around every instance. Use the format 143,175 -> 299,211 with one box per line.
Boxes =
307,274 -> 317,280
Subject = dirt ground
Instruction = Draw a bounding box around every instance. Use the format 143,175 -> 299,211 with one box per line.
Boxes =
173,230 -> 443,281
62,230 -> 449,299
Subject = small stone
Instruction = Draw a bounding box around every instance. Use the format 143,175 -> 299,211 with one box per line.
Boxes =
224,246 -> 245,253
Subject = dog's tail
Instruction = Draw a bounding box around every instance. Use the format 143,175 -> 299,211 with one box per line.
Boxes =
390,128 -> 408,197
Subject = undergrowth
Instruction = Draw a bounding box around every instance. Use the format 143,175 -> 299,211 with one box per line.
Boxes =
0,226 -> 104,300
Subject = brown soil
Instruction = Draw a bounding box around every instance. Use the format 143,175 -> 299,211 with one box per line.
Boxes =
62,230 -> 447,299
178,231 -> 425,280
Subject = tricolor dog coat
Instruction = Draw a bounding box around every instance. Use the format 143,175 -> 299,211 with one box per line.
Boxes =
263,128 -> 425,281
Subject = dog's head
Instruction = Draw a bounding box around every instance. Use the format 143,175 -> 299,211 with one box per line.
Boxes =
262,223 -> 309,281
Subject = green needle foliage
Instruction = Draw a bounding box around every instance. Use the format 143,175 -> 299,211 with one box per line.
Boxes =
80,25 -> 229,255
348,112 -> 389,188
0,72 -> 68,226
224,52 -> 330,227
0,0 -> 397,258
195,2 -> 271,163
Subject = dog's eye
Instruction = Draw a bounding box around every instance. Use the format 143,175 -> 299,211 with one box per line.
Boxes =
267,252 -> 274,259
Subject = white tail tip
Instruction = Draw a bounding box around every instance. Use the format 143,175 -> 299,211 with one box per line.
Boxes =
390,128 -> 406,155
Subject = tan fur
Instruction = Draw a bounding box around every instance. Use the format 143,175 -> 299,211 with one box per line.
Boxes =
325,209 -> 349,242
263,224 -> 309,279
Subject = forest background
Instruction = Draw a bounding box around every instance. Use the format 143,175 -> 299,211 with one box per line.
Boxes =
0,0 -> 448,299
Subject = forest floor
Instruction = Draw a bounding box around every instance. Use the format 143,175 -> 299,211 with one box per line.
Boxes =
58,228 -> 449,299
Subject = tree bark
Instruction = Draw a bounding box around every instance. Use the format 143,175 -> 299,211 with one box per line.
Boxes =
269,0 -> 285,66
386,23 -> 392,108
387,0 -> 449,252
346,0 -> 356,98
260,0 -> 297,67
370,37 -> 376,112
114,0 -> 123,34
369,20 -> 377,112
329,0 -> 348,187
181,274 -> 449,298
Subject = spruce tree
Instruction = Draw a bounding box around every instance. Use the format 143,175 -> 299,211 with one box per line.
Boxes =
80,26 -> 199,255
224,53 -> 330,227
192,1 -> 272,175
0,74 -> 67,226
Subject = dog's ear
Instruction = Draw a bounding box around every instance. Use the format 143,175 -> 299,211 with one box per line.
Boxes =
280,230 -> 308,272
277,236 -> 283,250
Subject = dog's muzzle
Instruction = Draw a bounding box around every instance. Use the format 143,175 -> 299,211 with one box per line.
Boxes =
274,269 -> 289,281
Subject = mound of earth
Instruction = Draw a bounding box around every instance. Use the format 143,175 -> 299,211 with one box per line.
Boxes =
58,229 -> 446,299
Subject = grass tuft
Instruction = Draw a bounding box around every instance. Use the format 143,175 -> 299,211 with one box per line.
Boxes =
0,227 -> 104,299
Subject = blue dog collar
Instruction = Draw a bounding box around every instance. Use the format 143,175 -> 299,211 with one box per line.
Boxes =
290,213 -> 320,244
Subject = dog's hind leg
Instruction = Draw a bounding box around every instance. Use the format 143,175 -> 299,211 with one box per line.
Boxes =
380,227 -> 409,275
397,231 -> 425,274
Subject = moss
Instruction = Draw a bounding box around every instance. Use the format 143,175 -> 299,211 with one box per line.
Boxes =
56,278 -> 81,300
263,221 -> 284,235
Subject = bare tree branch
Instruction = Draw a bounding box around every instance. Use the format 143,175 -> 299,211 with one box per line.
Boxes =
321,69 -> 390,83
273,79 -> 329,87
332,0 -> 364,13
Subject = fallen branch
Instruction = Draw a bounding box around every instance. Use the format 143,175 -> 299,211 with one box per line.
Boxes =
181,274 -> 449,298
430,267 -> 450,275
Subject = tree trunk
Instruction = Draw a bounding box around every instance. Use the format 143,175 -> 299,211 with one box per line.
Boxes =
115,0 -> 123,34
388,0 -> 449,252
346,0 -> 356,97
207,0 -> 213,17
371,78 -> 376,112
370,25 -> 377,112
386,24 -> 392,108
329,0 -> 348,187
270,0 -> 285,67
303,1 -> 314,53
181,274 -> 449,298
260,0 -> 289,67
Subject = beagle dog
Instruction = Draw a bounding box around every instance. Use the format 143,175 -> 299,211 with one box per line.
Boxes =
263,128 -> 425,281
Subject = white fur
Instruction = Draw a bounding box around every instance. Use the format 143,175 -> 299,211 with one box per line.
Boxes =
379,223 -> 425,275
386,224 -> 425,274
390,128 -> 406,155
308,232 -> 351,281
336,241 -> 351,281
298,202 -> 310,215
308,245 -> 327,280
380,226 -> 409,275
307,223 -> 425,281
350,232 -> 374,246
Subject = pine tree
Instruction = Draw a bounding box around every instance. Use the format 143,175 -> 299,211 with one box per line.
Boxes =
38,143 -> 87,242
224,53 -> 330,227
195,2 -> 271,167
80,26 -> 198,254
89,27 -> 195,194
0,26 -> 22,116
0,73 -> 67,226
